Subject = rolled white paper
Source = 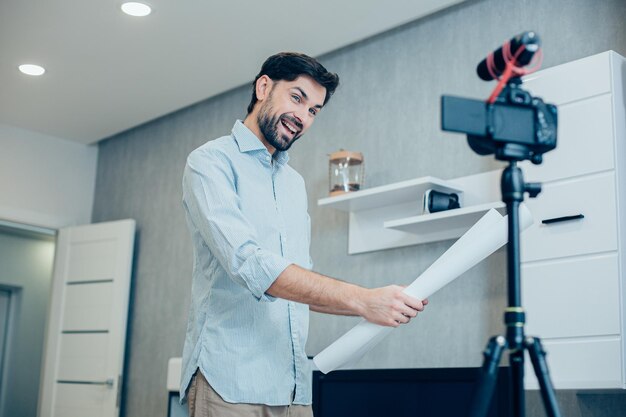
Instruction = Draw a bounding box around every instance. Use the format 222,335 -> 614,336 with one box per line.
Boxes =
313,204 -> 534,374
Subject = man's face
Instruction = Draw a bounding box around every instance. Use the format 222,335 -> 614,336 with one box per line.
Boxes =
256,75 -> 326,152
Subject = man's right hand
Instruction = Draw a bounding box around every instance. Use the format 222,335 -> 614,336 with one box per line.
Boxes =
269,264 -> 428,324
356,285 -> 428,327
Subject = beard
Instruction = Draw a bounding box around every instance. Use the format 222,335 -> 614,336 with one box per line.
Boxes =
257,102 -> 303,152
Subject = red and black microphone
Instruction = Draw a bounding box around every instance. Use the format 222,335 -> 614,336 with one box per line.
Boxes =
476,31 -> 541,81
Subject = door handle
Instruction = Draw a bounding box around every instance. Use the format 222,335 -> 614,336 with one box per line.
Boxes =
57,378 -> 115,388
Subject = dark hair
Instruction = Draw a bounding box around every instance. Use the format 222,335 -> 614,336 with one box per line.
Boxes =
246,52 -> 340,114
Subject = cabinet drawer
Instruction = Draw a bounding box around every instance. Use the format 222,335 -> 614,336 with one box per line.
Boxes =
523,52 -> 611,106
524,337 -> 623,390
522,94 -> 615,183
521,172 -> 617,262
522,253 -> 620,338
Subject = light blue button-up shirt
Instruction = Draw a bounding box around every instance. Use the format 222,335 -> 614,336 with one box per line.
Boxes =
180,120 -> 313,406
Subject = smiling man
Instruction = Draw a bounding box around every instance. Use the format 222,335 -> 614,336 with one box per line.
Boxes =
181,52 -> 427,417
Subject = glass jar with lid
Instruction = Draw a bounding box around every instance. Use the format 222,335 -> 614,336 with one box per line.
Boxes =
328,150 -> 364,196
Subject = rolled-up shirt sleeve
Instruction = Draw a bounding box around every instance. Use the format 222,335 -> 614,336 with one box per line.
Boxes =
183,149 -> 290,301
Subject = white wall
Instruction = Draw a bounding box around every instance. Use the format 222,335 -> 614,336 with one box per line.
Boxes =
0,123 -> 98,228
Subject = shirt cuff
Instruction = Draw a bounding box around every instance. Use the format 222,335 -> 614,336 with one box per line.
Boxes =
239,250 -> 291,302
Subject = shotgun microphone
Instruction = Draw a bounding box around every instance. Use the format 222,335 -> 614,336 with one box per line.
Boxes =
476,31 -> 541,81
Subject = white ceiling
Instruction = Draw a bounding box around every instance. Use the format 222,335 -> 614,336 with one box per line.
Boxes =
0,0 -> 466,144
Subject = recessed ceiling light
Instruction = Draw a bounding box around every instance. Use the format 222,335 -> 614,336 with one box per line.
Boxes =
121,2 -> 152,17
18,64 -> 46,76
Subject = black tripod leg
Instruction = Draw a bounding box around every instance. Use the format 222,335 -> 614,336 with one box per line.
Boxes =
525,336 -> 562,417
468,335 -> 507,417
509,348 -> 525,417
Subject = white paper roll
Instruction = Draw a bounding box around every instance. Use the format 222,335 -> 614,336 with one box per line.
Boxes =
313,204 -> 534,374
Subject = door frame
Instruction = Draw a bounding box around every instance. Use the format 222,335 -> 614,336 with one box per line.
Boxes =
0,220 -> 57,417
0,285 -> 21,417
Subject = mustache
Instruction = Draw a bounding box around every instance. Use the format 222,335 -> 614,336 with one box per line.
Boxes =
280,114 -> 303,131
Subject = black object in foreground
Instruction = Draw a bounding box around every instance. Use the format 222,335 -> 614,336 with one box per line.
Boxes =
312,367 -> 511,417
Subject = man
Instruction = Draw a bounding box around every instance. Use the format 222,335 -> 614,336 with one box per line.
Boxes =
181,52 -> 427,417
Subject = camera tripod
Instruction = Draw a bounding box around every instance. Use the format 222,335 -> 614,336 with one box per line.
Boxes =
468,160 -> 562,417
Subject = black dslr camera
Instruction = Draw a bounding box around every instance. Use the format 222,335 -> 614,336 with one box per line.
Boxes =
441,31 -> 557,164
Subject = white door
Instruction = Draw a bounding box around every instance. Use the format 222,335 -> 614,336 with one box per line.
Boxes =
38,219 -> 135,417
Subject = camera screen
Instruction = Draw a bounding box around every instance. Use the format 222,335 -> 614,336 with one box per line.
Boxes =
492,104 -> 535,144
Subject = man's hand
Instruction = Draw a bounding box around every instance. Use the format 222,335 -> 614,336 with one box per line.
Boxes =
356,285 -> 428,327
269,265 -> 428,326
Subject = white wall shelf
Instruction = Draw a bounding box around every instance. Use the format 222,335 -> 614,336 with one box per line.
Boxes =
318,177 -> 463,212
385,201 -> 506,236
318,170 -> 502,254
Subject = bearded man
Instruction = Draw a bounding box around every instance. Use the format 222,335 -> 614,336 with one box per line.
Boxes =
181,52 -> 427,417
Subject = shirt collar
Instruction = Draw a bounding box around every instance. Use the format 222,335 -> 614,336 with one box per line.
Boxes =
232,120 -> 290,166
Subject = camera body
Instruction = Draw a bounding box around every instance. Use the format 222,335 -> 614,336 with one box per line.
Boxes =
441,79 -> 557,164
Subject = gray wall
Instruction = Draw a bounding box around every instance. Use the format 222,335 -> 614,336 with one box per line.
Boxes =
92,0 -> 626,416
0,228 -> 55,417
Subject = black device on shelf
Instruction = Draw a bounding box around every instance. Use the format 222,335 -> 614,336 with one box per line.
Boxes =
441,31 -> 562,417
423,189 -> 461,214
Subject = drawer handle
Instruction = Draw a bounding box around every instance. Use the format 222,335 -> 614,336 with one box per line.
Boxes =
541,214 -> 585,225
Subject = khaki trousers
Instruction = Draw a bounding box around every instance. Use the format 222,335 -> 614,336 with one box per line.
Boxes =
187,370 -> 313,417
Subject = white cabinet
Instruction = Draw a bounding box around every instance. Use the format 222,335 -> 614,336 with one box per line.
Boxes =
519,51 -> 626,390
